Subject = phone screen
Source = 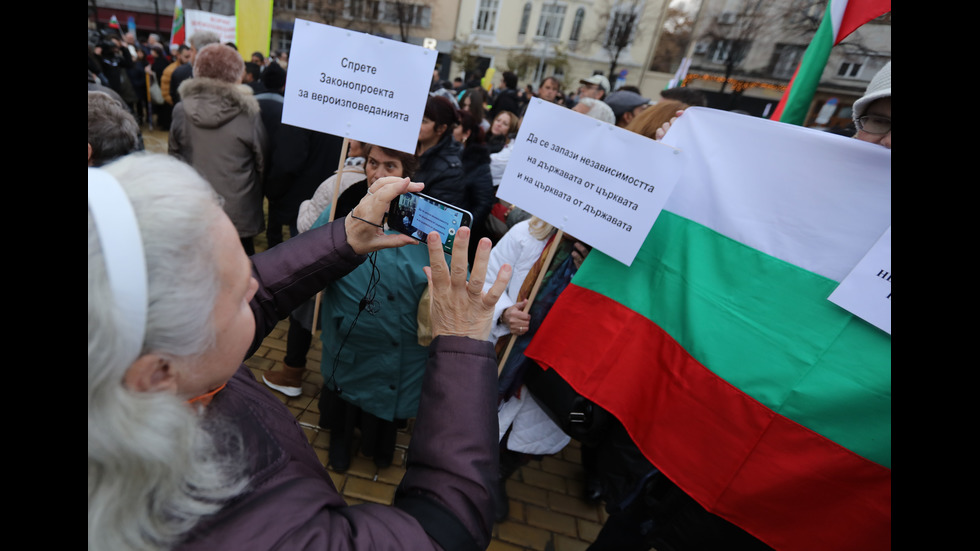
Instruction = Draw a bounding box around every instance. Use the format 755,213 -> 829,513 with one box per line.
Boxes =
388,192 -> 473,254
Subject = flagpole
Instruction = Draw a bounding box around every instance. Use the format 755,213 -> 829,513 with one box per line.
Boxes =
145,72 -> 154,130
312,137 -> 350,337
497,229 -> 564,376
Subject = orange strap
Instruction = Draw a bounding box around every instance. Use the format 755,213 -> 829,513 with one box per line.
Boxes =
186,383 -> 227,407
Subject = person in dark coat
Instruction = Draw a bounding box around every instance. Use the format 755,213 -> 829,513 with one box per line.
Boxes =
414,95 -> 466,207
89,152 -> 511,551
488,71 -> 523,123
453,109 -> 496,265
97,34 -> 137,109
249,61 -> 341,248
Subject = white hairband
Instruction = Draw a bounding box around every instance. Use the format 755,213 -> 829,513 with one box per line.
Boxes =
88,168 -> 148,364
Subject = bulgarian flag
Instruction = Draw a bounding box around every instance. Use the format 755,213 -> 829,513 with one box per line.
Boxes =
171,0 -> 186,46
524,108 -> 890,551
770,0 -> 891,125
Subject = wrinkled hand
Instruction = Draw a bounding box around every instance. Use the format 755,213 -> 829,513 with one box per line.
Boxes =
501,299 -> 531,336
423,226 -> 512,341
345,176 -> 424,255
655,110 -> 685,141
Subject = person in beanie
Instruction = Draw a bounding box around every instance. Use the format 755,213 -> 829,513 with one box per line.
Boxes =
169,43 -> 267,255
851,61 -> 891,149
604,89 -> 652,128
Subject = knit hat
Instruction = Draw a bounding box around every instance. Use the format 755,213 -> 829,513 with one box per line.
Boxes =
194,43 -> 245,84
852,61 -> 890,122
261,61 -> 287,92
580,74 -> 611,93
604,90 -> 652,119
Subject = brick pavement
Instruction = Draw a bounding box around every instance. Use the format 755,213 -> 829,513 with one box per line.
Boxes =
141,126 -> 609,550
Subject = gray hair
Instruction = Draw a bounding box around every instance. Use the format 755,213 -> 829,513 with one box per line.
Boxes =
88,153 -> 246,550
88,91 -> 140,166
189,30 -> 220,51
575,97 -> 616,125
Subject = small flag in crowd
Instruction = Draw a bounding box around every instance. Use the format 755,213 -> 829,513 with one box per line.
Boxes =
171,0 -> 185,46
770,0 -> 891,125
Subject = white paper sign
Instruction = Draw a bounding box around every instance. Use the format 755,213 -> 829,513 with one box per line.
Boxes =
828,226 -> 891,334
497,99 -> 683,266
184,10 -> 237,45
280,19 -> 436,153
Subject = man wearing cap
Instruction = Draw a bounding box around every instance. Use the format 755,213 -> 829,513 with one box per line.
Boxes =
604,89 -> 652,128
578,74 -> 610,101
851,61 -> 890,150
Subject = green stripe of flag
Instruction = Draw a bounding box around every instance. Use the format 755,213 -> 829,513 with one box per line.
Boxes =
571,210 -> 890,467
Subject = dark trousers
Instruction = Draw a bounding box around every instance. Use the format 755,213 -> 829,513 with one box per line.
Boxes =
155,103 -> 173,130
266,209 -> 298,248
284,314 -> 313,368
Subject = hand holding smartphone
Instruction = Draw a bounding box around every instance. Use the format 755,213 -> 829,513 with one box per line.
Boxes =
388,192 -> 473,254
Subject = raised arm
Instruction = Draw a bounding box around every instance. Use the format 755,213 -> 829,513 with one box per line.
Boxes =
388,227 -> 511,549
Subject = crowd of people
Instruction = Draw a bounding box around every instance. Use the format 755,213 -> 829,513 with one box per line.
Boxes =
89,21 -> 890,549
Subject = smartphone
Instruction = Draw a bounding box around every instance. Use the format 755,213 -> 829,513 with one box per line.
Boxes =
387,192 -> 473,254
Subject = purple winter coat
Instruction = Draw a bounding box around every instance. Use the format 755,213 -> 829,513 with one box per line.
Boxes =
175,219 -> 498,550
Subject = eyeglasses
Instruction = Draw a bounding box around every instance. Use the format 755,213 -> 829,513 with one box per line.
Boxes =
855,114 -> 891,135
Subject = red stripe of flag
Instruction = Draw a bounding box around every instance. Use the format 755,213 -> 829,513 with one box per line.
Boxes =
526,284 -> 891,551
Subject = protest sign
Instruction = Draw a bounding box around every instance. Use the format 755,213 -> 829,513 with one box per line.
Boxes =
496,98 -> 683,266
281,19 -> 436,153
184,10 -> 236,45
829,226 -> 891,334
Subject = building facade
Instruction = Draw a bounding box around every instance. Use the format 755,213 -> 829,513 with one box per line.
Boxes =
679,0 -> 891,125
269,1 -> 462,79
88,0 -> 222,40
452,0 -> 672,95
89,0 -> 891,126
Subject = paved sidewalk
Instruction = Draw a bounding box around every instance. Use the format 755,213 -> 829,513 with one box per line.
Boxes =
142,126 -> 608,550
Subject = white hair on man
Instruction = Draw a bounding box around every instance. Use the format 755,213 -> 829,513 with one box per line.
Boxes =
573,97 -> 616,125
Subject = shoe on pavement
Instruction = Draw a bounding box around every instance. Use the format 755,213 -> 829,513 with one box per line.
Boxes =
262,364 -> 304,397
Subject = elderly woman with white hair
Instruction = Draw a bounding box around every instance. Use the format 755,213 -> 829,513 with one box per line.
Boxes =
169,42 -> 267,255
88,153 -> 512,550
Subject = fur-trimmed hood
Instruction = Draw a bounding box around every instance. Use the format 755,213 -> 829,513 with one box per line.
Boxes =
177,77 -> 261,129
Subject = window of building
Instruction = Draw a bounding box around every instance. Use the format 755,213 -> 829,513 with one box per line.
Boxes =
569,7 -> 585,42
711,39 -> 747,64
382,2 -> 431,27
771,44 -> 805,78
536,2 -> 566,40
475,0 -> 500,32
347,0 -> 381,20
607,6 -> 638,48
837,60 -> 865,79
519,3 -> 532,37
276,34 -> 292,54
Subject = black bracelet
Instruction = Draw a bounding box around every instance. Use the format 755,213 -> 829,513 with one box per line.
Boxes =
350,214 -> 385,229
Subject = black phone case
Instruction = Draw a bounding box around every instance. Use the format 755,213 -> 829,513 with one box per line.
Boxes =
388,193 -> 472,254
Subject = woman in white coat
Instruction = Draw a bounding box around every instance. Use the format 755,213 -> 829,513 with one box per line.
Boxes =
482,216 -> 590,522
